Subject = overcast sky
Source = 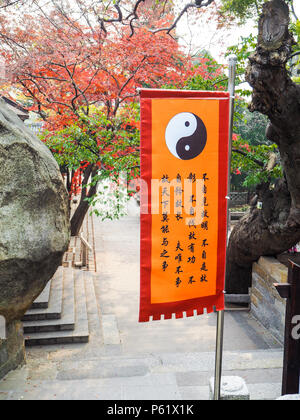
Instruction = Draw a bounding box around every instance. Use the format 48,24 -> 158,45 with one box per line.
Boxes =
176,1 -> 300,63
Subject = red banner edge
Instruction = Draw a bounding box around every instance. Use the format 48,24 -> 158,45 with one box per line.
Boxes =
140,88 -> 230,100
139,93 -> 230,323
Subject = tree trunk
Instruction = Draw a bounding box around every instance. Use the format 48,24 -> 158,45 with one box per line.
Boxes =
70,164 -> 98,236
226,0 -> 300,294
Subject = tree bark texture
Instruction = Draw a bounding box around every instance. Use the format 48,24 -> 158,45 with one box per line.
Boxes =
226,0 -> 300,294
70,164 -> 98,236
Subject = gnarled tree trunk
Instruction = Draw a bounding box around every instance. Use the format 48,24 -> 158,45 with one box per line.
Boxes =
70,163 -> 98,236
226,0 -> 300,294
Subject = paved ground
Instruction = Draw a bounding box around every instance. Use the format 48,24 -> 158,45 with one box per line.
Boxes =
0,199 -> 284,400
95,201 -> 280,355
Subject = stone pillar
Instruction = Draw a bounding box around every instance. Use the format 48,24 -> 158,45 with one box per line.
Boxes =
251,256 -> 288,344
209,376 -> 250,400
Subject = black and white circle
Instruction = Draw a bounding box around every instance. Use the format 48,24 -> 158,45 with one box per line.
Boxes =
165,112 -> 207,160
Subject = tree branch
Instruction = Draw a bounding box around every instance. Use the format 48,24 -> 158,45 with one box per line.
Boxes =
0,0 -> 25,9
125,0 -> 215,36
149,3 -> 199,35
232,148 -> 265,167
289,0 -> 299,21
127,0 -> 146,37
289,51 -> 300,61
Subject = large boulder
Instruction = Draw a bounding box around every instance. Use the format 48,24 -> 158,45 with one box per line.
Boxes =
0,99 -> 70,322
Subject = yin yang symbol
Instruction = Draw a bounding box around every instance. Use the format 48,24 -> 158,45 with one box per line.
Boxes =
165,112 -> 207,160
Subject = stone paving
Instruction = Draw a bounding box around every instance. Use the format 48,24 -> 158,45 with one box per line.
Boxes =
0,199 -> 285,400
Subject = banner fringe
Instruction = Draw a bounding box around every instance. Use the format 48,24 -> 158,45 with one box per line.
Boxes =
139,305 -> 222,322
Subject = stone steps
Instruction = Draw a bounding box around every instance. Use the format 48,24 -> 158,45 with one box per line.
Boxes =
31,281 -> 51,309
22,267 -> 90,346
62,226 -> 96,271
23,268 -> 75,334
22,267 -> 64,322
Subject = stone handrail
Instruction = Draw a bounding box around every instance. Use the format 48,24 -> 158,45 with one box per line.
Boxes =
79,233 -> 93,267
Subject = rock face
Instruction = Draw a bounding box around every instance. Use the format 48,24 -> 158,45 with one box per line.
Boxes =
0,320 -> 25,380
0,99 -> 70,322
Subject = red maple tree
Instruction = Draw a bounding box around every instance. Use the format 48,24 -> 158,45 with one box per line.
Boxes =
0,4 -> 222,234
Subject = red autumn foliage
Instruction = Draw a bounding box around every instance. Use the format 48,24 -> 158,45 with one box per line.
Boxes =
0,3 -> 224,233
0,8 -> 220,131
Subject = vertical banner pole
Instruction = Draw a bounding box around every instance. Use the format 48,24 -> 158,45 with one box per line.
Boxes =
213,54 -> 237,400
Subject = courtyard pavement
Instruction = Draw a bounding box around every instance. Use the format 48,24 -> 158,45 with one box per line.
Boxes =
0,199 -> 284,400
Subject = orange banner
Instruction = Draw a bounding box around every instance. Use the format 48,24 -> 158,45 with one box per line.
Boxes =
139,89 -> 230,322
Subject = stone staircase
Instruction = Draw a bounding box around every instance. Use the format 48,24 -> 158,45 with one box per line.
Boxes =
22,210 -> 97,347
63,212 -> 96,273
22,266 -> 91,346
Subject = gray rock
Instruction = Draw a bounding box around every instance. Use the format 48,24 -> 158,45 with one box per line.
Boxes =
0,99 -> 70,322
0,320 -> 25,380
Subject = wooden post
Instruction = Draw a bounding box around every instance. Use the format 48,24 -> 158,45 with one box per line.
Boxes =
274,260 -> 300,395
